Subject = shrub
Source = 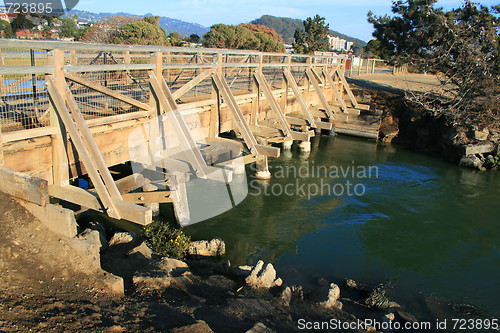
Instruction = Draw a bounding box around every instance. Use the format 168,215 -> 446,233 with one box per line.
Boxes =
143,221 -> 191,259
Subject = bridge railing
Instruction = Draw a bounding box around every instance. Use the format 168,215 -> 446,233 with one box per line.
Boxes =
0,39 -> 344,139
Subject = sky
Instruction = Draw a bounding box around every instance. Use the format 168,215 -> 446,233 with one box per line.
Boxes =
75,0 -> 498,41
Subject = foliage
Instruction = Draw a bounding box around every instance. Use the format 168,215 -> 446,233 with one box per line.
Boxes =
143,221 -> 191,259
0,21 -> 15,38
58,18 -> 84,39
10,14 -> 35,31
293,15 -> 330,54
368,1 -> 500,127
189,34 -> 200,43
251,15 -> 367,50
203,23 -> 284,52
113,16 -> 170,46
81,15 -> 136,43
168,31 -> 184,46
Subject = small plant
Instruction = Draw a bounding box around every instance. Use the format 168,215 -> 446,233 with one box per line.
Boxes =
143,221 -> 191,259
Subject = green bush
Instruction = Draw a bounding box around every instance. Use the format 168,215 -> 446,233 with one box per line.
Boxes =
143,222 -> 191,259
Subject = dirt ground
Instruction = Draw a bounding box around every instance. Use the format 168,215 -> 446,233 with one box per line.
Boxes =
0,192 -> 369,332
350,73 -> 442,94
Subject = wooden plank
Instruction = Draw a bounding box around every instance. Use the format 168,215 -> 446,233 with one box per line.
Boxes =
49,184 -> 102,211
306,68 -> 334,118
2,126 -> 57,143
0,166 -> 49,206
122,191 -> 173,204
323,68 -> 348,113
46,77 -> 122,219
65,73 -> 153,112
283,69 -> 316,126
172,69 -> 214,100
115,173 -> 151,194
336,68 -> 359,108
255,144 -> 280,158
253,71 -> 292,138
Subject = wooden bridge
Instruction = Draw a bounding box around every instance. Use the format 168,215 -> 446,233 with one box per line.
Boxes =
0,39 -> 380,236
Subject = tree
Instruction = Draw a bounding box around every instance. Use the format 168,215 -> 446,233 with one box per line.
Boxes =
59,18 -> 83,39
203,23 -> 284,52
114,17 -> 170,46
81,15 -> 135,43
368,1 -> 500,126
168,31 -> 183,46
11,14 -> 35,31
293,15 -> 330,54
189,34 -> 200,43
0,21 -> 15,38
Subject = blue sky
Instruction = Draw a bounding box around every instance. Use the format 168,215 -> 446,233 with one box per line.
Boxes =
75,0 -> 498,41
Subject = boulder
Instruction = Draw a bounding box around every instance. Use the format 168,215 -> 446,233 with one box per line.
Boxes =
233,265 -> 253,277
155,257 -> 190,277
88,222 -> 108,252
188,239 -> 226,258
66,237 -> 100,272
245,261 -> 280,289
78,229 -> 105,252
473,130 -> 489,141
463,143 -> 495,155
317,283 -> 342,309
103,272 -> 124,296
127,242 -> 153,261
459,155 -> 484,170
278,287 -> 292,307
108,232 -> 137,246
132,274 -> 171,291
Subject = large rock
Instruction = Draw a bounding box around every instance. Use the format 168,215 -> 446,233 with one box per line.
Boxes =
155,257 -> 190,277
459,155 -> 484,170
463,143 -> 495,155
79,229 -> 107,253
245,261 -> 281,289
103,272 -> 124,295
66,237 -> 101,272
473,130 -> 489,141
127,242 -> 153,261
188,239 -> 226,258
108,232 -> 137,246
316,283 -> 342,309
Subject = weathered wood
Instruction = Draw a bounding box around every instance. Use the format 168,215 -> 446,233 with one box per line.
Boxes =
122,191 -> 173,204
283,69 -> 316,127
65,73 -> 153,112
49,184 -> 102,211
0,166 -> 49,206
172,69 -> 215,100
323,68 -> 348,113
306,68 -> 334,118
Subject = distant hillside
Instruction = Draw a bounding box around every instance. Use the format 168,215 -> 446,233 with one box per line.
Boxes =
251,15 -> 366,50
63,9 -> 209,36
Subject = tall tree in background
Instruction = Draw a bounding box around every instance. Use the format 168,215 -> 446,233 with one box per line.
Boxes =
293,15 -> 330,54
203,24 -> 284,52
81,15 -> 135,43
368,1 -> 499,127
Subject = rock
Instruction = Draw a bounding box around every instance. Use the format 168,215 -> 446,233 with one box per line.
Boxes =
317,283 -> 341,309
188,239 -> 226,258
459,155 -> 484,170
385,313 -> 396,321
278,287 -> 292,307
88,222 -> 108,252
171,320 -> 214,333
78,229 -> 105,252
66,238 -> 100,272
245,261 -> 280,289
108,232 -> 137,246
155,257 -> 189,277
103,272 -> 124,295
484,154 -> 497,169
396,311 -> 419,323
364,287 -> 395,309
272,278 -> 283,287
463,143 -> 495,155
344,278 -> 358,289
245,322 -> 275,333
290,286 -> 304,303
473,130 -> 489,141
127,242 -> 153,260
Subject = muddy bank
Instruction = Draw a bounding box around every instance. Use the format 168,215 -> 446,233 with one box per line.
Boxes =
349,77 -> 499,171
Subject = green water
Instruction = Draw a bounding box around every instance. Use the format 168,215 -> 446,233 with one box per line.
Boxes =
183,135 -> 500,319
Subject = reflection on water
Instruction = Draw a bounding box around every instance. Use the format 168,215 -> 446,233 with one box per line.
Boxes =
182,135 -> 500,318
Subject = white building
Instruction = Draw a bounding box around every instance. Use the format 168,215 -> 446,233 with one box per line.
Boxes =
328,36 -> 354,52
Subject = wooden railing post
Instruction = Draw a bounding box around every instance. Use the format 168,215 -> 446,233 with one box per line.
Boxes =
209,53 -> 224,137
150,51 -> 163,113
0,50 -> 5,96
305,56 -> 312,106
281,55 -> 291,113
47,49 -> 69,185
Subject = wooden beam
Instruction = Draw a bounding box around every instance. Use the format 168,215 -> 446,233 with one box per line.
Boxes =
306,68 -> 334,119
65,73 -> 153,112
171,69 -> 214,100
283,69 -> 316,127
323,68 -> 348,113
0,167 -> 49,206
122,191 -> 173,204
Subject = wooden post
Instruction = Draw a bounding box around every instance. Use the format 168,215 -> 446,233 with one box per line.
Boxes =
305,56 -> 312,107
69,50 -> 77,65
47,49 -> 69,185
0,122 -> 4,167
209,53 -> 223,137
0,50 -> 5,96
280,55 -> 291,114
150,52 -> 163,111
